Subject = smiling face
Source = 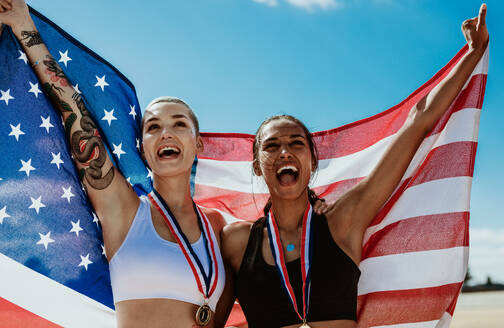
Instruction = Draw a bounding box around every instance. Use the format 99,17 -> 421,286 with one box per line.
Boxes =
141,102 -> 203,178
254,118 -> 317,201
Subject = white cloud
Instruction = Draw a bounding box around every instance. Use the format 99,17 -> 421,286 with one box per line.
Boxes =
468,228 -> 504,284
252,0 -> 279,7
286,0 -> 342,11
252,0 -> 342,11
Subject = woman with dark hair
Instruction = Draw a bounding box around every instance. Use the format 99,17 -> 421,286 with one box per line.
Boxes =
221,5 -> 489,327
0,1 -> 234,327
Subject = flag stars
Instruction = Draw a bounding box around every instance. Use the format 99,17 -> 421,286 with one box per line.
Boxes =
18,50 -> 28,64
147,168 -> 153,180
94,75 -> 109,92
70,219 -> 83,237
61,186 -> 75,203
0,89 -> 14,106
36,232 -> 55,250
101,244 -> 106,256
129,105 -> 137,120
8,123 -> 25,141
19,159 -> 36,177
28,82 -> 42,98
0,206 -> 11,224
50,152 -> 64,169
40,116 -> 54,133
92,212 -> 99,226
112,143 -> 126,160
101,109 -> 117,126
58,50 -> 72,67
72,84 -> 82,94
78,254 -> 93,271
29,196 -> 46,214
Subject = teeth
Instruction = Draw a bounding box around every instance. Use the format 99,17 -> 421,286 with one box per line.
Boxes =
158,146 -> 180,155
276,165 -> 298,174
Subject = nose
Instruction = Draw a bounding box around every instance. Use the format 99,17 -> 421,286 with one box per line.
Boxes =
161,126 -> 174,140
279,146 -> 292,159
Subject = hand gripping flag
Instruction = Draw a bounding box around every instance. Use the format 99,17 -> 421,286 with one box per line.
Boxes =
0,6 -> 488,328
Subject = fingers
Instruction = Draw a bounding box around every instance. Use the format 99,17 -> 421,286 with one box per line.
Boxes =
478,3 -> 487,29
0,0 -> 12,10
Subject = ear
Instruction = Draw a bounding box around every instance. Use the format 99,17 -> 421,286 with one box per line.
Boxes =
196,135 -> 204,154
140,142 -> 145,161
253,159 -> 263,177
311,157 -> 317,172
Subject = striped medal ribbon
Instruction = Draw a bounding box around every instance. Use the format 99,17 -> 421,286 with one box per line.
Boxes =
148,190 -> 219,326
266,204 -> 314,328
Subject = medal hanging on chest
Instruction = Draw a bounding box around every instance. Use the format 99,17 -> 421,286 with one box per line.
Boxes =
266,204 -> 314,328
149,190 -> 219,326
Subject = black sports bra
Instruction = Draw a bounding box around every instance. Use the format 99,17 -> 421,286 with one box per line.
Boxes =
235,212 -> 361,328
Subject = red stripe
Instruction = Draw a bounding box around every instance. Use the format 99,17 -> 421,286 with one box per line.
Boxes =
199,133 -> 254,161
269,212 -> 301,320
300,205 -> 310,319
198,206 -> 219,298
362,212 -> 470,259
356,283 -> 462,327
148,194 -> 205,296
225,303 -> 247,328
194,184 -> 268,220
0,298 -> 60,328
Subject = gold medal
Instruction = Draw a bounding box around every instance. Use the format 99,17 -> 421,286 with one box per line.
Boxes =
195,303 -> 212,326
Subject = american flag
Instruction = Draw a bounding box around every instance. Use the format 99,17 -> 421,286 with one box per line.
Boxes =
0,6 -> 488,328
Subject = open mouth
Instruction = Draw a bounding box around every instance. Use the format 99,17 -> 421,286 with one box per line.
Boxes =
276,165 -> 299,186
157,145 -> 181,159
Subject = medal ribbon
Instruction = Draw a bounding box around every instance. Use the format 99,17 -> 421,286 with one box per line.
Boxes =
148,190 -> 219,299
266,204 -> 313,322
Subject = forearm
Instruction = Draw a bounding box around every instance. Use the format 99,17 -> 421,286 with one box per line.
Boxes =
12,18 -> 116,191
418,45 -> 486,132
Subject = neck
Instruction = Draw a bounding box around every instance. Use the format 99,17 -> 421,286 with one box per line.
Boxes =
153,170 -> 194,213
270,191 -> 310,232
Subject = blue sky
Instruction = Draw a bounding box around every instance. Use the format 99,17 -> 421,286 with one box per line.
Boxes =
26,0 -> 503,284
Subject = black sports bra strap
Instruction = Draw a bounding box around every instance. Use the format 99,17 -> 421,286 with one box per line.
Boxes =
238,217 -> 266,274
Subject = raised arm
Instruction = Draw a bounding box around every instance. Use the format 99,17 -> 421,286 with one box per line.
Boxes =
326,4 -> 489,263
0,0 -> 139,259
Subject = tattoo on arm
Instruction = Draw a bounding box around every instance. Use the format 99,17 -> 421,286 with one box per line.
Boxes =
70,93 -> 114,190
20,30 -> 43,47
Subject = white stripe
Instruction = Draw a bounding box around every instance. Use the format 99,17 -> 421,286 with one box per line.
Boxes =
363,176 -> 472,244
0,252 -> 115,327
435,312 -> 453,328
358,247 -> 468,295
372,319 -> 439,328
372,320 -> 439,328
195,107 -> 480,193
370,312 -> 452,328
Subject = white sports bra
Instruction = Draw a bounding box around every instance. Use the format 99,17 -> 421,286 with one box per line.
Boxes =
109,196 -> 225,311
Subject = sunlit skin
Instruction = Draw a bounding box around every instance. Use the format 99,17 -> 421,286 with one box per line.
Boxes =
1,0 -> 489,327
0,1 -> 234,326
222,5 -> 488,327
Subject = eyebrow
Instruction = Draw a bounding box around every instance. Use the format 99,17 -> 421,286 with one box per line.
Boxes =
144,114 -> 189,124
263,134 -> 306,143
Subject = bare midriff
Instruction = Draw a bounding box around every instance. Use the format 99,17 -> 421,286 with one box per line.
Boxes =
115,299 -> 215,328
281,319 -> 357,328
